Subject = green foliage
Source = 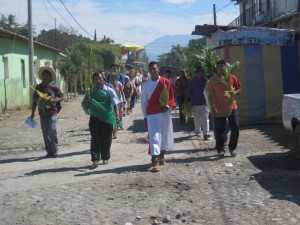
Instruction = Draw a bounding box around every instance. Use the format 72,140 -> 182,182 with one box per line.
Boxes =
225,61 -> 241,82
157,38 -> 208,77
184,38 -> 219,78
1,101 -> 7,114
157,37 -> 240,81
57,41 -> 121,94
159,83 -> 169,106
0,14 -> 31,37
157,44 -> 187,69
198,47 -> 219,79
36,25 -> 92,51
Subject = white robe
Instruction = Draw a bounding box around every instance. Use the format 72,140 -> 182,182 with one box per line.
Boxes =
141,77 -> 174,156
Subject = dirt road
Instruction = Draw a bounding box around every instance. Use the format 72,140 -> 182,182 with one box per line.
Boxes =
0,97 -> 300,225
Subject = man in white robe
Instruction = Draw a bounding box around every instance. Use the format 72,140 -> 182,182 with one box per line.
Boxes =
141,61 -> 176,172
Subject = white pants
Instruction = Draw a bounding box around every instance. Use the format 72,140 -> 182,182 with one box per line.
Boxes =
192,105 -> 210,136
147,108 -> 174,156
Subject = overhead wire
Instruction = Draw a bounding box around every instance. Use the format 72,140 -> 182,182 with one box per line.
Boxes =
29,0 -> 237,46
218,9 -> 237,19
58,0 -> 93,38
45,0 -> 74,29
43,0 -> 55,20
217,1 -> 234,12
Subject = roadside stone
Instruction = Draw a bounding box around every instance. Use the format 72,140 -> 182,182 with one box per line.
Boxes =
152,219 -> 159,225
290,218 -> 298,223
162,215 -> 171,223
175,213 -> 182,219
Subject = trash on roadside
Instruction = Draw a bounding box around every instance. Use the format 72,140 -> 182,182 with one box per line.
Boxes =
225,163 -> 233,167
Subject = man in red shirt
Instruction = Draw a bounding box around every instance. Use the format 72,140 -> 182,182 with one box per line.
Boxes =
174,70 -> 189,124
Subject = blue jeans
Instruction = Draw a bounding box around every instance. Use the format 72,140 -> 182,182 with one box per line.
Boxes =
40,115 -> 58,156
214,109 -> 239,153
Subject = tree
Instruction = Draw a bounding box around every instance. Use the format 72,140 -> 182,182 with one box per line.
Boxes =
36,24 -> 91,50
57,41 -> 121,96
157,44 -> 187,69
99,35 -> 115,44
0,14 -> 30,36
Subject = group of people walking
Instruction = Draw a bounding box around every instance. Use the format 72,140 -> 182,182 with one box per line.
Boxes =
30,59 -> 242,172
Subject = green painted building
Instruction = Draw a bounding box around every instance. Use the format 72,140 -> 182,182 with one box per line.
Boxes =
0,28 -> 66,110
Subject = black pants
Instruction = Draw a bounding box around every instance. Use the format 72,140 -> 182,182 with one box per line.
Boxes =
130,93 -> 137,109
89,116 -> 113,162
176,95 -> 186,123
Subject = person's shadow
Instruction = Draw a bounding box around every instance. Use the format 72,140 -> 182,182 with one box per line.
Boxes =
0,149 -> 89,165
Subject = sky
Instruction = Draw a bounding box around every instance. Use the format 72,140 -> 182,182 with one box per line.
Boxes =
1,0 -> 240,46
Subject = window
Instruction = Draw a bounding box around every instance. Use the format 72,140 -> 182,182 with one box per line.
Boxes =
3,56 -> 9,79
21,59 -> 26,88
45,61 -> 51,67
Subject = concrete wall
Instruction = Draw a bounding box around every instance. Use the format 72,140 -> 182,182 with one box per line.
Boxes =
0,37 -> 65,110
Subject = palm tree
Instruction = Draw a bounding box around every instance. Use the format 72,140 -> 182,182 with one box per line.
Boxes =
198,47 -> 219,79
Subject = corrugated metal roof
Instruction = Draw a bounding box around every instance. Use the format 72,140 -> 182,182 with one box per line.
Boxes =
0,27 -> 66,54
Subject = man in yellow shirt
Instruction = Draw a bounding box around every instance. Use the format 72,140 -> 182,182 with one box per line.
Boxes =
207,59 -> 242,157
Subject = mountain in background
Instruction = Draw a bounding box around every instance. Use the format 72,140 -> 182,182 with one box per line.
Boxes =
145,34 -> 201,61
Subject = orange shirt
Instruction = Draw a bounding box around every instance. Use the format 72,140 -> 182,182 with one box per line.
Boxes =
207,74 -> 241,117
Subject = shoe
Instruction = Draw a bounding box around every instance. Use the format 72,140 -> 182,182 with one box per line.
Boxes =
159,153 -> 166,165
113,135 -> 117,139
91,161 -> 99,168
195,131 -> 200,136
103,160 -> 109,165
217,151 -> 225,157
204,134 -> 212,140
229,149 -> 237,157
151,157 -> 160,172
51,152 -> 59,158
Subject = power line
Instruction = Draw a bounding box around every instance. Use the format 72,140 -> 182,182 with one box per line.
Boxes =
45,0 -> 74,28
218,9 -> 236,19
59,0 -> 93,38
43,0 -> 55,20
217,1 -> 234,11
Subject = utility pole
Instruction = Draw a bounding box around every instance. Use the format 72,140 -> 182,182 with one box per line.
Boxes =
28,0 -> 34,107
213,4 -> 217,25
55,18 -> 57,48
